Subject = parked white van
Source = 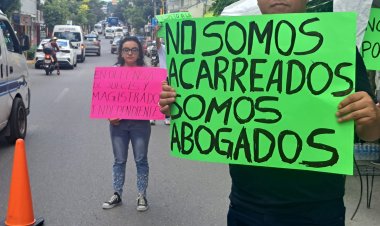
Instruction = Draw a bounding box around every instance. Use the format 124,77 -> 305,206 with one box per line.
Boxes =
114,27 -> 124,37
52,25 -> 86,62
0,10 -> 31,144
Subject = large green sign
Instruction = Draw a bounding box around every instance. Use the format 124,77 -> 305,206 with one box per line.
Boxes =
165,12 -> 357,175
362,8 -> 380,70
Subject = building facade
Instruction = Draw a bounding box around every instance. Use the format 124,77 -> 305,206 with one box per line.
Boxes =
11,0 -> 43,46
167,0 -> 214,17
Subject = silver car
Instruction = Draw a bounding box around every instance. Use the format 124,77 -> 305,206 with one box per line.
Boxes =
84,34 -> 101,56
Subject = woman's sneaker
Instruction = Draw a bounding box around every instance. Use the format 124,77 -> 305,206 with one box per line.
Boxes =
102,192 -> 122,209
136,193 -> 149,212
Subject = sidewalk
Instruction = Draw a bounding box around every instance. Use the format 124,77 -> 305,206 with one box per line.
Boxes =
345,173 -> 380,225
26,59 -> 35,69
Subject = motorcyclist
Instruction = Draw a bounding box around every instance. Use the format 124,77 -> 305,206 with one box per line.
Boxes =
150,44 -> 159,67
43,37 -> 60,74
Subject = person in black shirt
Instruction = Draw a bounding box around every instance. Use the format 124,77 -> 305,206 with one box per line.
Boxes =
159,0 -> 380,225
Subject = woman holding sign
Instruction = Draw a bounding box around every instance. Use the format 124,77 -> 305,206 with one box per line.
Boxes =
102,36 -> 150,212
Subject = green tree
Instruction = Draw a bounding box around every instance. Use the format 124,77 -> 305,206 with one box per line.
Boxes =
88,0 -> 106,23
0,0 -> 21,17
42,0 -> 70,31
210,0 -> 239,16
73,2 -> 89,27
122,0 -> 153,33
113,0 -> 130,23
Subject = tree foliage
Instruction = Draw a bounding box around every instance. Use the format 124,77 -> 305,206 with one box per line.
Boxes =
42,0 -> 70,31
0,0 -> 21,17
116,0 -> 153,33
42,0 -> 105,32
210,0 -> 239,16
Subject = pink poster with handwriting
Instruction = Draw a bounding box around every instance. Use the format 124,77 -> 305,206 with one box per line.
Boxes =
90,67 -> 167,120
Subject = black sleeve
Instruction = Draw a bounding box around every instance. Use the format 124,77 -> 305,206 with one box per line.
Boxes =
355,47 -> 376,102
354,47 -> 376,142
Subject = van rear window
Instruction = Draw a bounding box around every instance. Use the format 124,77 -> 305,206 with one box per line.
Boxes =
54,32 -> 81,42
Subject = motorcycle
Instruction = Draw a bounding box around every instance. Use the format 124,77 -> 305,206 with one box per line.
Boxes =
150,47 -> 159,67
42,48 -> 60,75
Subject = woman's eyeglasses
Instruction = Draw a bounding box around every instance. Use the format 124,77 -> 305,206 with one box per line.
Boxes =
122,47 -> 139,54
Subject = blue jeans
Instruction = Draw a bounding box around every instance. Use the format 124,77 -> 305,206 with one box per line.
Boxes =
110,120 -> 151,196
227,203 -> 345,226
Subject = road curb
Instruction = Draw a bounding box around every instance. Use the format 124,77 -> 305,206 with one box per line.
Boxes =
27,60 -> 35,65
26,59 -> 35,70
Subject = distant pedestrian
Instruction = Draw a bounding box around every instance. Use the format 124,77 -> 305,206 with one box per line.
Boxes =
18,31 -> 30,49
150,26 -> 170,126
102,36 -> 151,212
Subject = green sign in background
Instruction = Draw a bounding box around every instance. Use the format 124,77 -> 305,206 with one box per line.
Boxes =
362,8 -> 380,70
156,12 -> 192,37
165,12 -> 357,175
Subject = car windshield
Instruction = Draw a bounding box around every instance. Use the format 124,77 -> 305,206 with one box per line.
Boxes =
54,31 -> 81,42
57,41 -> 68,47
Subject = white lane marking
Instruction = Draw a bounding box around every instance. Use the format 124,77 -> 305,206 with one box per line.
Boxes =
54,88 -> 70,103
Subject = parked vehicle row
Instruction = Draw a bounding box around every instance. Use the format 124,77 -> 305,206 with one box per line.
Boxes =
34,24 -> 105,75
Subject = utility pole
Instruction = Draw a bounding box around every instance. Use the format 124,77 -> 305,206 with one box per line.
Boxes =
153,0 -> 157,16
162,0 -> 165,14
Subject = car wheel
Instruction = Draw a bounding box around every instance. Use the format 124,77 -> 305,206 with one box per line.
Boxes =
5,98 -> 27,144
97,51 -> 101,56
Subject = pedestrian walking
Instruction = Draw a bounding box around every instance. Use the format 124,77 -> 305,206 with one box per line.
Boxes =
150,26 -> 170,126
159,0 -> 380,225
102,36 -> 150,212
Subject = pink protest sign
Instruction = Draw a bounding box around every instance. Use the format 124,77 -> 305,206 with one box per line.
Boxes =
90,67 -> 167,120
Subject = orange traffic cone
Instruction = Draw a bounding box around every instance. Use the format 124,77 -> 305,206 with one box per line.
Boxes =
4,139 -> 44,226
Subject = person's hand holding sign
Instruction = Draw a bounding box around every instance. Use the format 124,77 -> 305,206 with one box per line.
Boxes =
108,118 -> 121,126
337,91 -> 380,141
159,81 -> 176,116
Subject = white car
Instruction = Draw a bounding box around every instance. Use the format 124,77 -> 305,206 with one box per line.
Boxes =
35,39 -> 78,69
104,27 -> 114,39
114,27 -> 124,37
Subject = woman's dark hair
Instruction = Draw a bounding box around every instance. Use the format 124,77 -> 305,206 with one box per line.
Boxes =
116,36 -> 145,66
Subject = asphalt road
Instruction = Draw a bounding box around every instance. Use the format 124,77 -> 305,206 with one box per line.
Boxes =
0,36 -> 379,226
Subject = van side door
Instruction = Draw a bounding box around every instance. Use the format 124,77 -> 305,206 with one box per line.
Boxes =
0,19 -> 29,129
0,21 -> 10,129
